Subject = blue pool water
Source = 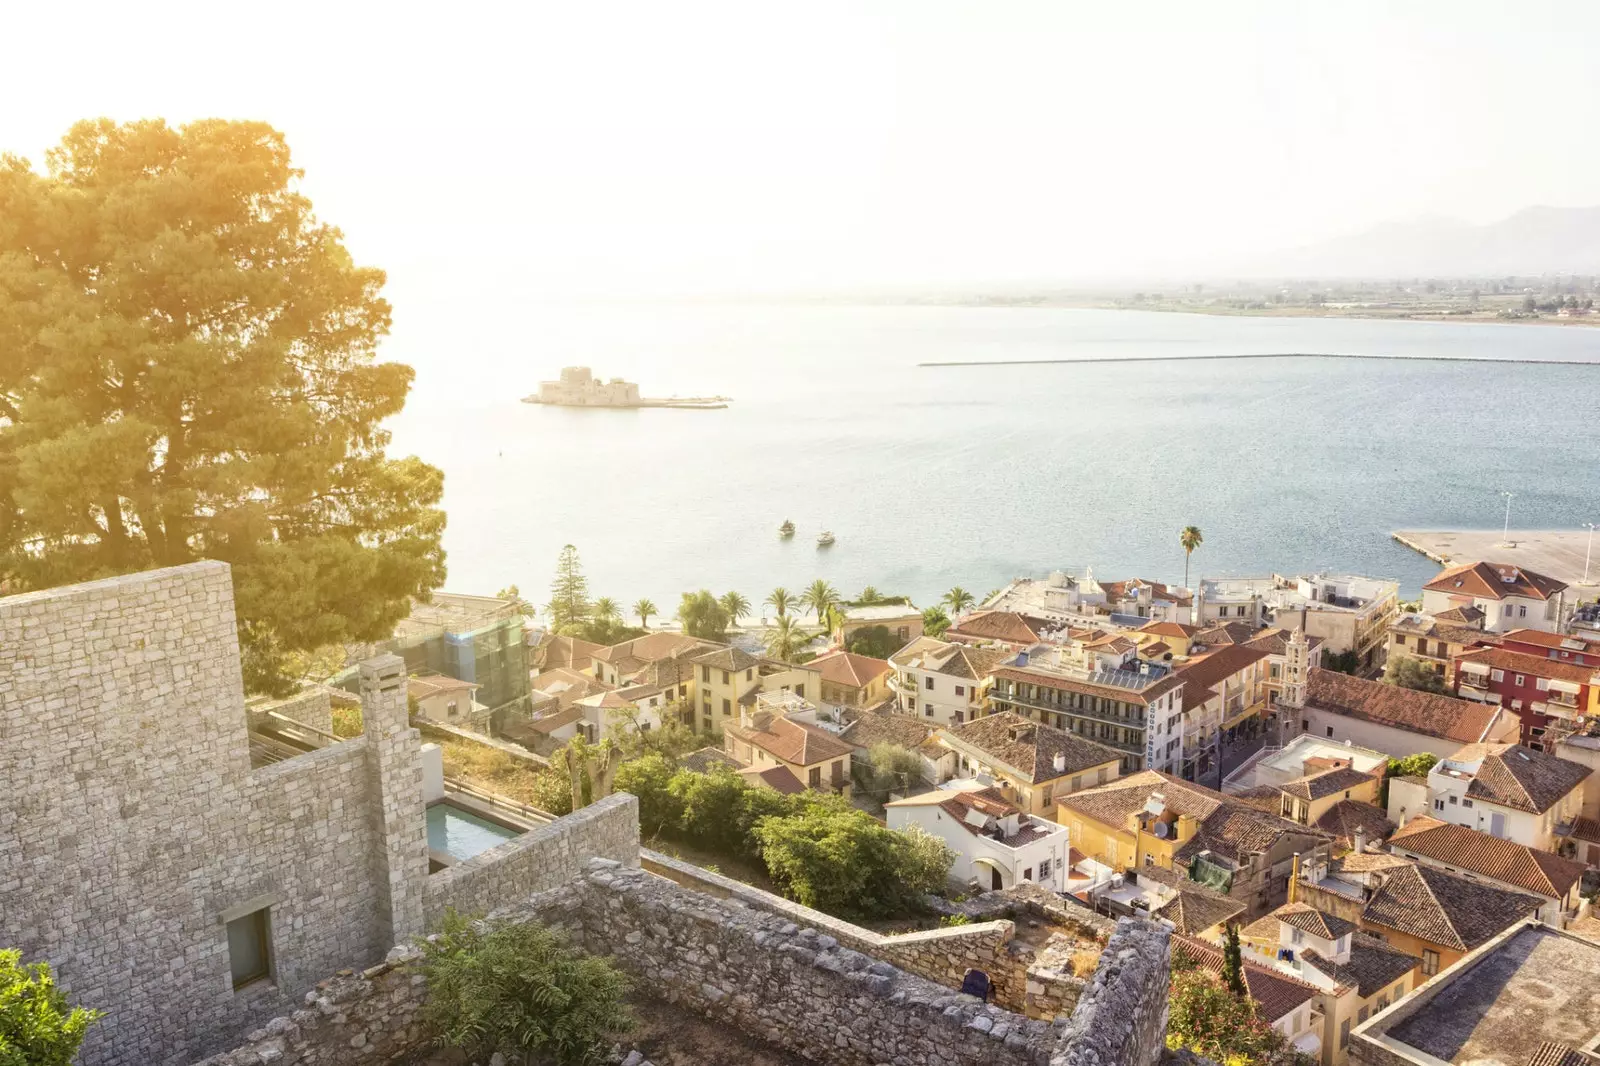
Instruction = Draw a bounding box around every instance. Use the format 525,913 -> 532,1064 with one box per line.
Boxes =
426,802 -> 521,862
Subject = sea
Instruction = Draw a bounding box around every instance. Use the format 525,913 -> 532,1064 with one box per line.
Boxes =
383,304 -> 1600,618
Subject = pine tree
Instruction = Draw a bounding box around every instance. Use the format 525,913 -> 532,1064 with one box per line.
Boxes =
1222,924 -> 1247,998
547,545 -> 590,632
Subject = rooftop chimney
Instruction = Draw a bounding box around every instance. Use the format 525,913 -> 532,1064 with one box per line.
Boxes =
1053,752 -> 1067,773
1353,826 -> 1368,854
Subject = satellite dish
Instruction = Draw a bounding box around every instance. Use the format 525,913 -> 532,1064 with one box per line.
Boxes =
1153,822 -> 1170,839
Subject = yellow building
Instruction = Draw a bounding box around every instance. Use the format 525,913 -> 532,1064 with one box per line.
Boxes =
1135,620 -> 1200,658
807,649 -> 893,711
1385,610 -> 1492,678
723,708 -> 854,796
940,712 -> 1124,818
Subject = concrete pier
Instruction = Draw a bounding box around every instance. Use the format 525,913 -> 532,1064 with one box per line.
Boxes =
1393,528 -> 1600,592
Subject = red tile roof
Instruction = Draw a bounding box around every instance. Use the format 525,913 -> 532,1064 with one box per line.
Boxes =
1447,743 -> 1592,814
1138,620 -> 1200,639
1388,816 -> 1584,898
1423,561 -> 1567,602
725,716 -> 854,766
946,611 -> 1052,645
947,712 -> 1123,783
1499,629 -> 1600,654
808,649 -> 892,690
1172,936 -> 1320,1023
1455,646 -> 1598,686
1360,863 -> 1542,951
1304,669 -> 1508,744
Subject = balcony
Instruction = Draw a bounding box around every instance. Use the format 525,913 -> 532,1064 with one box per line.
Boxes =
991,686 -> 1147,729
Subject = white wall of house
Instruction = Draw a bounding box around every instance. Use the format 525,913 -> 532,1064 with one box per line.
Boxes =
894,664 -> 984,727
1419,591 -> 1559,634
1420,768 -> 1581,851
579,701 -> 662,742
887,803 -> 1069,892
1294,707 -> 1513,761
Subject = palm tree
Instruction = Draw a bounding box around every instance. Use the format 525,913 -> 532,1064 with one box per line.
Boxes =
942,586 -> 975,615
765,615 -> 812,661
1180,526 -> 1204,587
593,597 -> 620,622
800,579 -> 841,629
719,590 -> 751,625
633,598 -> 658,628
859,585 -> 882,605
765,587 -> 793,619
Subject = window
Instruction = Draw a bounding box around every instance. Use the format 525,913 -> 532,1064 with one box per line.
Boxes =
1358,1007 -> 1369,1024
1462,799 -> 1473,808
722,670 -> 731,685
1291,927 -> 1305,945
794,684 -> 804,698
702,717 -> 712,731
831,760 -> 844,786
1448,794 -> 1458,805
1072,776 -> 1082,792
1519,605 -> 1527,618
1038,858 -> 1051,880
954,711 -> 964,724
1041,785 -> 1053,805
1327,726 -> 1334,737
925,677 -> 935,690
1514,674 -> 1525,686
1536,678 -> 1549,691
446,699 -> 458,717
1394,636 -> 1407,649
1491,669 -> 1504,682
955,685 -> 965,697
924,704 -> 934,717
1376,995 -> 1388,1011
808,766 -> 821,788
1434,799 -> 1445,811
1340,1020 -> 1351,1050
1422,949 -> 1439,976
701,665 -> 711,682
227,908 -> 272,990
1097,767 -> 1109,784
1023,867 -> 1033,881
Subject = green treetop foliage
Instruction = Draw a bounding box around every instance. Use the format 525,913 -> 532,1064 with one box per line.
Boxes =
1387,752 -> 1439,779
592,597 -> 620,622
1222,925 -> 1247,997
1383,654 -> 1448,694
1322,649 -> 1362,675
754,802 -> 954,918
800,579 -> 841,625
921,605 -> 952,638
1166,967 -> 1287,1066
546,544 -> 590,632
942,586 -> 975,614
764,614 -> 813,661
0,949 -> 101,1066
414,912 -> 630,1066
0,119 -> 445,695
853,742 -> 925,797
631,598 -> 657,628
677,589 -> 729,641
845,624 -> 904,659
496,585 -> 534,617
719,590 -> 751,624
765,586 -> 793,619
1180,525 -> 1204,587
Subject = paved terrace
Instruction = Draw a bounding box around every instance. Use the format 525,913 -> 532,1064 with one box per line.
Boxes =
1393,529 -> 1600,592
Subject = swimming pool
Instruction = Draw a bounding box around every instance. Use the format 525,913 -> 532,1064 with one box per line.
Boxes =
426,801 -> 522,863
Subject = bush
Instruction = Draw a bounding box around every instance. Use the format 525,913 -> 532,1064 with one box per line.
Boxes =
845,625 -> 903,659
854,742 -> 925,800
753,802 -> 954,918
1167,968 -> 1287,1066
1383,655 -> 1447,694
613,754 -> 684,837
415,912 -> 630,1066
0,949 -> 100,1066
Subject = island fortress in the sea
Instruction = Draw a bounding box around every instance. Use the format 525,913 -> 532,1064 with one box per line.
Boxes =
523,366 -> 730,409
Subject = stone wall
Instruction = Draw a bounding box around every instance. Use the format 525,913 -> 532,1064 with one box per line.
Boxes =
1051,920 -> 1173,1066
642,848 -> 1026,1009
424,794 -> 640,927
247,685 -> 336,735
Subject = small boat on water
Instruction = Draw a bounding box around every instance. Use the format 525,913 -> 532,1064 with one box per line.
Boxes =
779,520 -> 795,539
816,531 -> 836,548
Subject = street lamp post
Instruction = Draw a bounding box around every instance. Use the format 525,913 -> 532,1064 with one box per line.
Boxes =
1585,522 -> 1597,585
1500,491 -> 1516,545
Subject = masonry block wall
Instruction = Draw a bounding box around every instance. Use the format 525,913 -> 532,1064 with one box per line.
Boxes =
0,563 -> 410,1066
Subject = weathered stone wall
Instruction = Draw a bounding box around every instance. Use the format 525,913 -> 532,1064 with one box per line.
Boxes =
551,861 -> 1057,1066
247,685 -> 336,735
423,794 -> 640,927
642,848 -> 1026,1009
0,563 -> 421,1066
1050,920 -> 1172,1066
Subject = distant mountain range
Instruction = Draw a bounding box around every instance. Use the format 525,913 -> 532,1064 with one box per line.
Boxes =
1243,205 -> 1600,279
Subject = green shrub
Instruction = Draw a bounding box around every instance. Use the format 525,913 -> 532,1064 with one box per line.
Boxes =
414,913 -> 629,1066
0,949 -> 100,1066
753,803 -> 953,918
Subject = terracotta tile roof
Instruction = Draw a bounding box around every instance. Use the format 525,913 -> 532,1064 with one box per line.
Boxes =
1451,743 -> 1593,814
690,646 -> 763,673
1336,851 -> 1414,874
680,746 -> 742,774
1280,766 -> 1378,801
1140,641 -> 1173,657
1152,886 -> 1246,936
808,649 -> 892,690
1084,633 -> 1138,654
1274,901 -> 1357,940
1499,629 -> 1600,654
1171,644 -> 1268,710
1304,669 -> 1508,744
1060,770 -> 1328,864
1193,621 -> 1262,646
947,712 -> 1123,783
1302,932 -> 1420,997
1423,561 -> 1567,601
527,705 -> 583,733
1360,863 -> 1542,951
1526,1044 -> 1590,1066
1172,936 -> 1320,1023
1244,627 -> 1326,656
530,666 -> 612,710
1569,816 -> 1600,845
1139,620 -> 1200,639
936,787 -> 1062,847
530,634 -> 604,672
724,716 -> 854,767
408,674 -> 480,699
593,632 -> 714,664
1433,605 -> 1486,625
739,764 -> 807,794
839,711 -> 937,753
916,642 -> 1007,681
1455,646 -> 1599,686
1388,816 -> 1585,899
945,610 -> 1051,645
1314,801 -> 1395,847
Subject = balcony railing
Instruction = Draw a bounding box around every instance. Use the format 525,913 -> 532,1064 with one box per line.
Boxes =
991,686 -> 1148,729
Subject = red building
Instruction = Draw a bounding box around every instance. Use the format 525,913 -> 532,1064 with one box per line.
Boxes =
1450,645 -> 1599,750
1497,628 -> 1600,668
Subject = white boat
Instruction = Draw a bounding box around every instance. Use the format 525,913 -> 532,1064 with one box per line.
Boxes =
817,531 -> 836,547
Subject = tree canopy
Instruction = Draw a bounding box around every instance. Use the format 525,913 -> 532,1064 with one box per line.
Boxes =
0,119 -> 445,694
846,624 -> 903,659
921,605 -> 952,638
1384,654 -> 1447,694
677,589 -> 730,640
547,544 -> 590,631
0,949 -> 100,1066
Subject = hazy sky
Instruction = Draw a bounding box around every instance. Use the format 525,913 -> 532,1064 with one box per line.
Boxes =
5,1 -> 1599,291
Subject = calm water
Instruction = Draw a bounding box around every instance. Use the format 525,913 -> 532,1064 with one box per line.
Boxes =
426,802 -> 521,861
384,305 -> 1600,614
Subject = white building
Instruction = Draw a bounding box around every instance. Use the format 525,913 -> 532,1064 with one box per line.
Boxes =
888,636 -> 1006,726
981,568 -> 1109,623
1224,733 -> 1391,794
885,784 -> 1071,893
1388,742 -> 1590,850
1196,573 -> 1398,661
574,685 -> 665,742
1291,669 -> 1519,760
1419,561 -> 1568,634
